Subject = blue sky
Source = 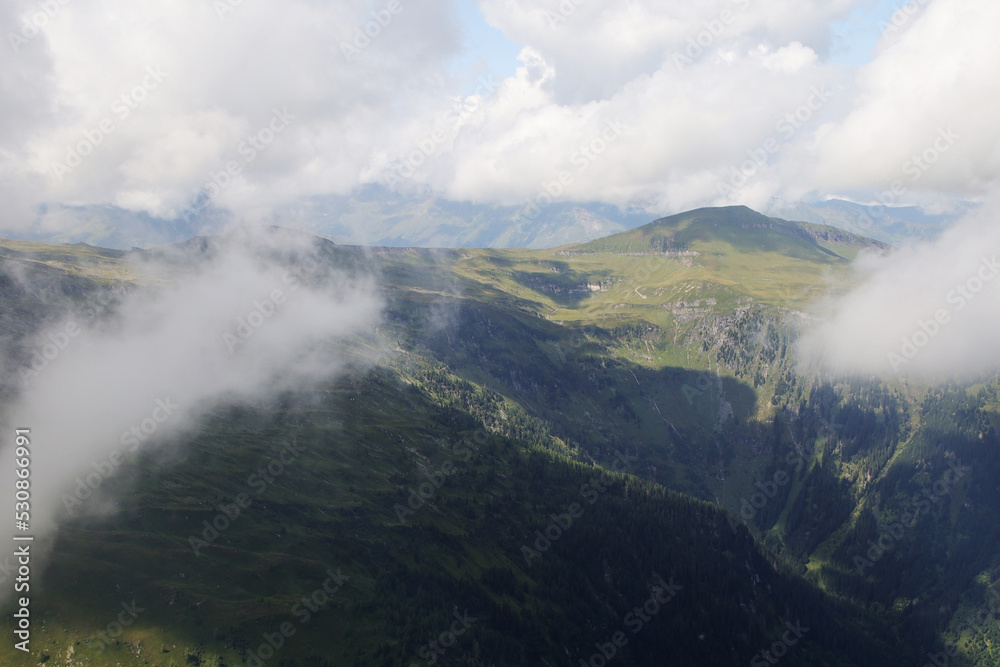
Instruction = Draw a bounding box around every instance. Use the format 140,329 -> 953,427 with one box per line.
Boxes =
451,0 -> 911,84
450,1 -> 522,92
828,0 -> 913,66
5,0 -> 994,233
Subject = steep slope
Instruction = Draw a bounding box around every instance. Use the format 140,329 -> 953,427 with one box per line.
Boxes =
365,209 -> 1000,666
0,227 -> 920,666
2,363 -> 911,666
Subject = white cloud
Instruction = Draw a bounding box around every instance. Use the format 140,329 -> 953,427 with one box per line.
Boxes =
3,0 -> 463,230
476,0 -> 853,103
798,195 -> 1000,378
364,0 -> 999,214
753,41 -> 819,72
0,0 -> 997,233
0,227 -> 383,574
810,0 -> 1000,198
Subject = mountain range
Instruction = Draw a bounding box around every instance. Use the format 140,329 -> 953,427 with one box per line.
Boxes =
10,186 -> 975,251
1,205 -> 998,666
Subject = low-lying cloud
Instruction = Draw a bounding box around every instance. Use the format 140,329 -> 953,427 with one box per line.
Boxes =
0,228 -> 383,592
797,196 -> 1000,378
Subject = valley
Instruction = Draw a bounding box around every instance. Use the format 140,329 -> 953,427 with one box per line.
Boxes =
1,206 -> 998,666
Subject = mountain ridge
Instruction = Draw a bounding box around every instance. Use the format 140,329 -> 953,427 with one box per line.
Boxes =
6,190 -> 958,251
2,207 -> 995,665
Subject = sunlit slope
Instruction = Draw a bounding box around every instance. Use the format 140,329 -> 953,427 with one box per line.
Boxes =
0,223 -> 920,666
444,206 -> 882,331
0,238 -> 134,284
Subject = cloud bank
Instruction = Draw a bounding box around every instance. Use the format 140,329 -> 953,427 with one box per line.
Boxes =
798,196 -> 1000,378
2,0 -> 998,235
0,228 -> 383,587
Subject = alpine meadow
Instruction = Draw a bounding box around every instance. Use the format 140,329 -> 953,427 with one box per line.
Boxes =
2,1 -> 1000,666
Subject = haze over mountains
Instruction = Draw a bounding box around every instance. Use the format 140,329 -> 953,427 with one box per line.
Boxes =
8,185 -> 973,251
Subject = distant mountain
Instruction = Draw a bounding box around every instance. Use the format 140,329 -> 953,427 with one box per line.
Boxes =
11,186 -> 653,251
581,205 -> 883,258
25,202 -> 231,251
764,198 -> 976,246
7,190 -> 972,252
274,184 -> 655,249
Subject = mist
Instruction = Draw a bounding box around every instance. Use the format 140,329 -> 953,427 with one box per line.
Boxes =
797,196 -> 1000,379
0,227 -> 384,595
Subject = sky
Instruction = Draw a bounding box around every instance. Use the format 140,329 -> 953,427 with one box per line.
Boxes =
2,0 -> 998,235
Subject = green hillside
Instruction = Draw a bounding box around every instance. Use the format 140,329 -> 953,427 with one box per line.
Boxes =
2,207 -> 995,666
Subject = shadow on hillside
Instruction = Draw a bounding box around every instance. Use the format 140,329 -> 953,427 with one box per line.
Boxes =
402,293 -> 763,502
508,262 -> 615,307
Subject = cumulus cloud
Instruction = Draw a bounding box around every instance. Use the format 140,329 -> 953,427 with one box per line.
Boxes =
3,0 -> 463,231
752,41 -> 819,73
797,195 -> 1000,378
0,228 -> 383,591
476,0 -> 852,103
810,0 -> 1000,199
0,0 -> 998,234
366,0 -> 999,215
